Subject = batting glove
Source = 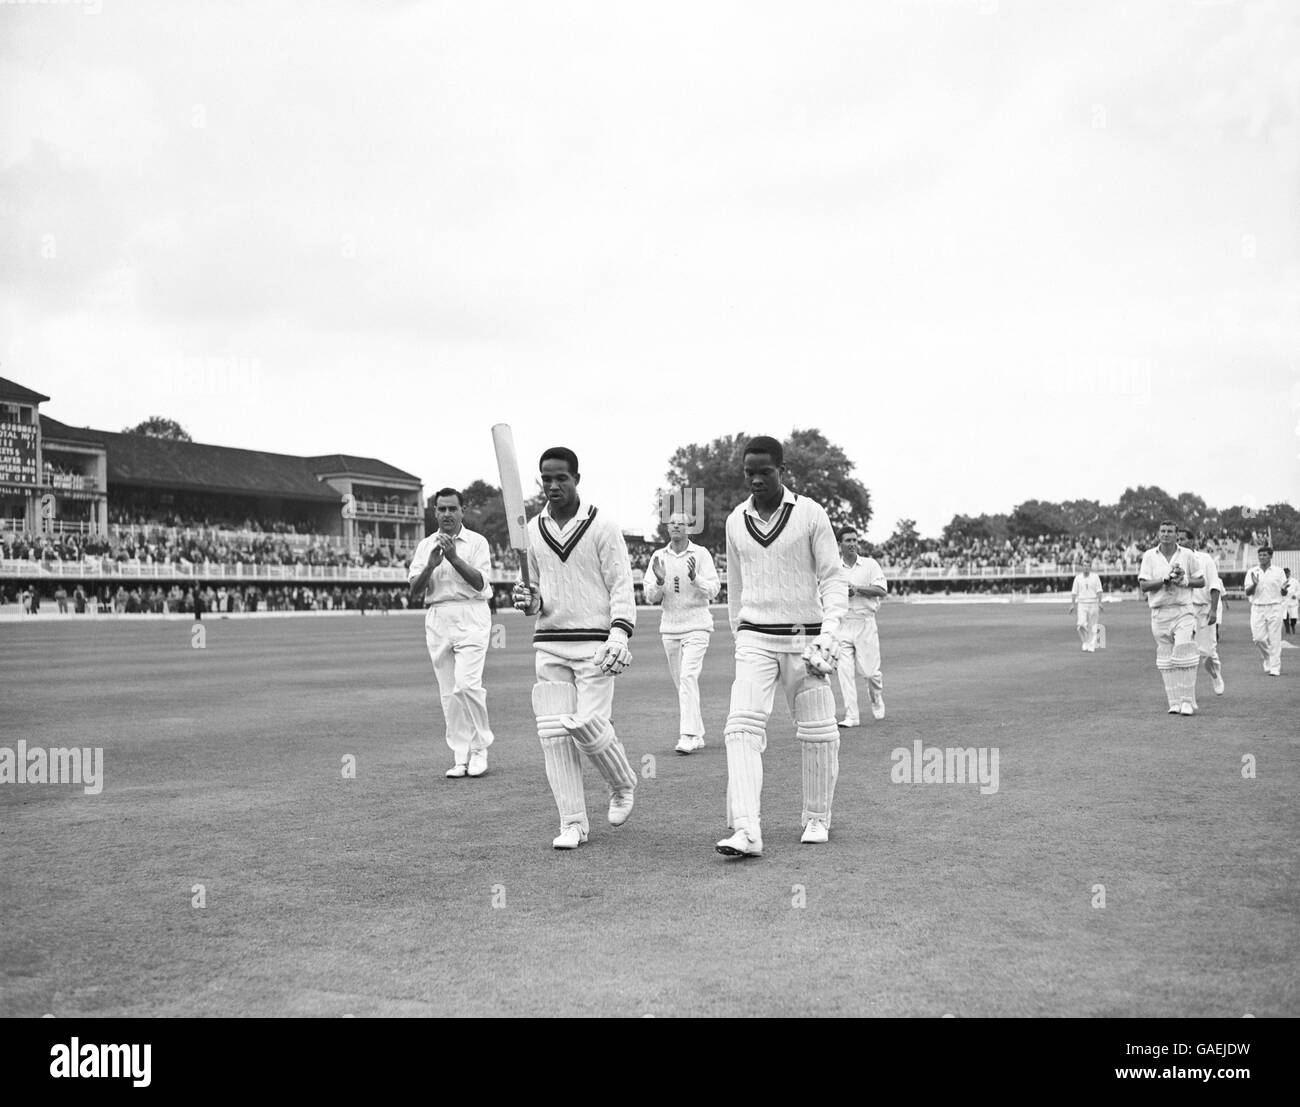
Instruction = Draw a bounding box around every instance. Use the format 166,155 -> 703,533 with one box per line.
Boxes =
593,628 -> 632,676
512,582 -> 541,616
801,632 -> 840,677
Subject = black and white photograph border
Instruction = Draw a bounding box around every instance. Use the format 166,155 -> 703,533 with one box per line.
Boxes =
1,0 -> 1297,1055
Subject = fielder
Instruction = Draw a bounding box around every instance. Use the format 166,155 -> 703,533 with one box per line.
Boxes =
512,446 -> 638,849
1069,558 -> 1104,652
1137,521 -> 1204,715
715,436 -> 848,858
642,512 -> 720,753
1245,547 -> 1286,676
835,526 -> 887,725
1284,567 -> 1298,635
408,488 -> 496,778
1180,529 -> 1224,701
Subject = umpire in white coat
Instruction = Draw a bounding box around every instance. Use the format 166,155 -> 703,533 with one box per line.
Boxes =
408,488 -> 496,778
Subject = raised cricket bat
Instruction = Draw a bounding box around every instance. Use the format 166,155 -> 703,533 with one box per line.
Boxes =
491,423 -> 531,587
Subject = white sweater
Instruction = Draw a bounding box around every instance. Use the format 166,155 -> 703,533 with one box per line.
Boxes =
642,541 -> 719,635
526,503 -> 636,659
725,488 -> 847,653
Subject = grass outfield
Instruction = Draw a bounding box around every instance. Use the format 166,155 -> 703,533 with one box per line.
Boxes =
1,602 -> 1297,1018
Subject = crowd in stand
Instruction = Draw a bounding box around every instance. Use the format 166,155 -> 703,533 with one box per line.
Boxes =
871,532 -> 1243,574
1,582 -> 414,614
0,507 -> 1255,619
2,527 -> 399,569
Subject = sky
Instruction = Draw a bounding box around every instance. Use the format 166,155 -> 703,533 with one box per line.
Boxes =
2,0 -> 1297,540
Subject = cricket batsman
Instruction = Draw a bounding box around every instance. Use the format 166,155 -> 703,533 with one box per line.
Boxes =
1137,521 -> 1204,715
715,436 -> 848,858
513,446 -> 639,849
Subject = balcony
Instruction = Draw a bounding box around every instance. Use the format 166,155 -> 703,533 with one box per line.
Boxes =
352,500 -> 421,520
45,474 -> 100,493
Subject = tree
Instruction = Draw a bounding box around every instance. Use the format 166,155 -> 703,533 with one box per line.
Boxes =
890,518 -> 919,549
655,429 -> 871,550
458,480 -> 508,548
1117,485 -> 1179,538
1008,499 -> 1069,539
1175,492 -> 1209,535
122,416 -> 191,441
1259,502 -> 1300,548
943,513 -> 1008,544
781,428 -> 872,534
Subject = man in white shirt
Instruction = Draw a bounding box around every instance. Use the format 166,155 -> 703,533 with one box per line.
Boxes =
1069,558 -> 1104,653
715,437 -> 847,858
1245,547 -> 1286,676
643,512 -> 721,754
408,488 -> 496,778
1137,520 -> 1205,715
835,526 -> 888,725
1180,528 -> 1224,700
512,446 -> 638,850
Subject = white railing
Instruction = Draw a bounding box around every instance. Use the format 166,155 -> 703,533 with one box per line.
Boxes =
353,500 -> 421,519
0,559 -> 410,583
872,555 -> 1248,579
44,474 -> 99,492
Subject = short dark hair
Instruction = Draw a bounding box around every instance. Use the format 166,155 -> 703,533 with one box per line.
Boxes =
432,487 -> 463,506
1159,519 -> 1178,529
836,526 -> 858,541
1259,545 -> 1273,555
743,435 -> 784,466
539,446 -> 579,475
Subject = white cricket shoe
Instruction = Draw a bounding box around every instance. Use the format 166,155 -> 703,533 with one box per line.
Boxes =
552,825 -> 588,850
1268,669 -> 1281,677
608,787 -> 634,826
838,717 -> 860,729
870,694 -> 885,721
446,763 -> 468,778
675,736 -> 696,754
1213,673 -> 1225,695
1167,705 -> 1180,715
467,750 -> 488,777
715,828 -> 763,857
801,819 -> 829,844
1180,702 -> 1195,716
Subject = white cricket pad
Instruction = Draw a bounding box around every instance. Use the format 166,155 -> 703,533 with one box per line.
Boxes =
796,685 -> 839,826
540,735 -> 587,829
564,716 -> 636,791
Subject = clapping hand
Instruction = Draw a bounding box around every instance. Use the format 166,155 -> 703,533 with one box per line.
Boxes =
686,555 -> 696,581
652,556 -> 665,585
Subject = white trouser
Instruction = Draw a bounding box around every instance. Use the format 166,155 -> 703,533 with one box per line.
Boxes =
1250,604 -> 1283,671
1193,604 -> 1221,664
1076,601 -> 1100,640
663,631 -> 710,738
836,613 -> 882,721
425,602 -> 494,763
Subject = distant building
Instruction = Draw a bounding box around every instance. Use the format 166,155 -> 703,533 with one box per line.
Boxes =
0,376 -> 423,550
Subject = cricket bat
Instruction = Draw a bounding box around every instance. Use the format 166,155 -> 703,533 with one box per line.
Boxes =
491,423 -> 531,588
